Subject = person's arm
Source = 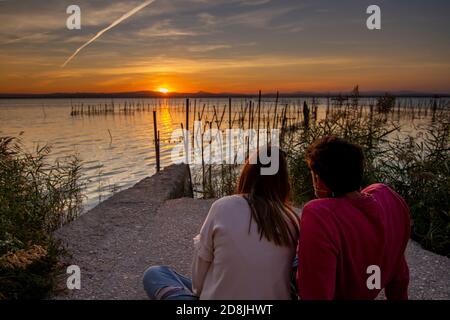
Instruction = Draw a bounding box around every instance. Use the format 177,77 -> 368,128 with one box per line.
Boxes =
385,255 -> 409,300
191,204 -> 217,296
297,205 -> 338,300
191,235 -> 211,296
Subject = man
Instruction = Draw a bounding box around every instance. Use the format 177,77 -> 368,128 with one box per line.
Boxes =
297,136 -> 411,300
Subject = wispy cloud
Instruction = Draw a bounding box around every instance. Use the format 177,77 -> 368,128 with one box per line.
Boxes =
222,4 -> 302,29
62,0 -> 156,67
187,44 -> 232,52
0,32 -> 53,45
136,19 -> 200,38
240,0 -> 271,6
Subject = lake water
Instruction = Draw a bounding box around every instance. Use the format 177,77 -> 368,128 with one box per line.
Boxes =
0,97 -> 446,211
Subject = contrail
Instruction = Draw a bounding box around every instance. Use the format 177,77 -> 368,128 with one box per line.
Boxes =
62,0 -> 155,67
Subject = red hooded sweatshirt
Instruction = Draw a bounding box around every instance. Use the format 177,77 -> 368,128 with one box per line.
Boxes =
297,183 -> 411,300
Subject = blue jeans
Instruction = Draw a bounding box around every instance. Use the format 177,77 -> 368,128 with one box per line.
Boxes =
142,266 -> 198,300
143,257 -> 299,300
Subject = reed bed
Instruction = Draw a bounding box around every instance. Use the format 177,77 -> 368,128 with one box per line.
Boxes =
0,136 -> 83,299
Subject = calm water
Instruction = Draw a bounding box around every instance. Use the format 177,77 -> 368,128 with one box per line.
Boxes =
0,97 -> 445,211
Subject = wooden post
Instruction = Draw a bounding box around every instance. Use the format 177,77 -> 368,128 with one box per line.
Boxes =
208,121 -> 213,197
186,98 -> 190,132
248,100 -> 252,158
153,111 -> 160,172
193,99 -> 197,147
228,97 -> 232,165
185,98 -> 190,164
273,91 -> 279,129
228,97 -> 232,130
257,90 -> 261,153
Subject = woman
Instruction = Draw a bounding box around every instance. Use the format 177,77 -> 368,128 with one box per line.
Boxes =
297,136 -> 411,300
143,147 -> 299,300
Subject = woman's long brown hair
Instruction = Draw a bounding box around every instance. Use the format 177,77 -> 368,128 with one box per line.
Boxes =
236,147 -> 299,247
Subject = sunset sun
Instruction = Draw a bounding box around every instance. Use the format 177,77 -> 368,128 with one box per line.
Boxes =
157,87 -> 170,94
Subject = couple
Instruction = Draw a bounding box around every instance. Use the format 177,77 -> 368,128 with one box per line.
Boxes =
142,136 -> 411,300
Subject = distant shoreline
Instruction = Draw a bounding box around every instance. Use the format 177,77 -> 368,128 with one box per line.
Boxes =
1,91 -> 449,99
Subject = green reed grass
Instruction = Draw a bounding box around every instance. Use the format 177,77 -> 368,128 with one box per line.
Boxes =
0,136 -> 83,299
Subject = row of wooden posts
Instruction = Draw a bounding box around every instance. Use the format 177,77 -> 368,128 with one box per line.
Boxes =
152,91 -> 277,173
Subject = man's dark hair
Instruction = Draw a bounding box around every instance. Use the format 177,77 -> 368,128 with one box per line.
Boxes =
306,136 -> 364,197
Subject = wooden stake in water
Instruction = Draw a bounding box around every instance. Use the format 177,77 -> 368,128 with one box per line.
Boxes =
186,98 -> 190,164
273,91 -> 279,130
153,111 -> 161,172
228,97 -> 232,164
193,99 -> 197,147
257,90 -> 261,153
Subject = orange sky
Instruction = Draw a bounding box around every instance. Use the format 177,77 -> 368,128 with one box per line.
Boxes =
1,0 -> 449,94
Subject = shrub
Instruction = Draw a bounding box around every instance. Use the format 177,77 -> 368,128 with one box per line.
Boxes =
0,136 -> 83,299
377,94 -> 396,113
376,119 -> 450,256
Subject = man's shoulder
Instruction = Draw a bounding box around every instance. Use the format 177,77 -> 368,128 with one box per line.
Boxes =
363,183 -> 404,201
303,198 -> 339,218
363,183 -> 390,194
363,183 -> 410,214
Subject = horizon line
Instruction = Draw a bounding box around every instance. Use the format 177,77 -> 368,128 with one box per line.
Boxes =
0,89 -> 449,98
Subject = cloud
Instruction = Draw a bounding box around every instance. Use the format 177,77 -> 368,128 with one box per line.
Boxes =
135,19 -> 200,38
0,32 -> 55,45
240,0 -> 271,6
187,44 -> 232,52
76,55 -> 359,75
197,13 -> 216,26
221,4 -> 302,29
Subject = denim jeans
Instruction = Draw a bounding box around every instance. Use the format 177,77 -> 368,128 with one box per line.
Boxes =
143,256 -> 299,300
142,265 -> 198,300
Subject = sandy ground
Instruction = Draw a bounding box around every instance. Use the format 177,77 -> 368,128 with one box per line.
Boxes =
53,166 -> 449,300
